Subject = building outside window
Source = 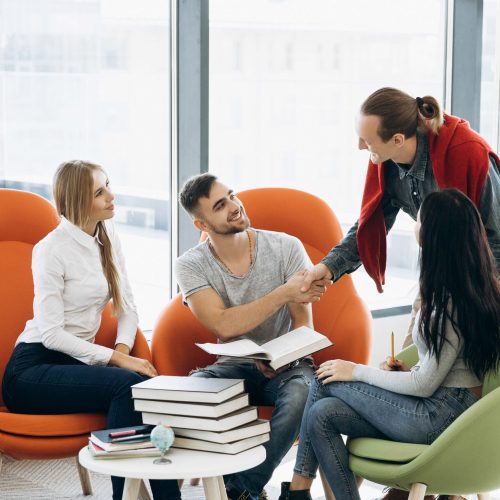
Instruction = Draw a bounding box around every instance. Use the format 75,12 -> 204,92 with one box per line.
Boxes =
0,0 -> 171,329
209,0 -> 447,311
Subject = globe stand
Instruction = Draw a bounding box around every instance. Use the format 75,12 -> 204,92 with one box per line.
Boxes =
153,447 -> 172,465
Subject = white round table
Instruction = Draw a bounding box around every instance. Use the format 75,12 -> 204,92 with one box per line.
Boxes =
79,445 -> 266,500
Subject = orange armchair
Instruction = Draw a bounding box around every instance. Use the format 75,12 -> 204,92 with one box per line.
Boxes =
151,188 -> 372,409
0,189 -> 151,495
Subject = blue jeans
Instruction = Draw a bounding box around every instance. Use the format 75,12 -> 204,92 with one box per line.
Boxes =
294,378 -> 479,500
2,343 -> 181,500
192,360 -> 314,500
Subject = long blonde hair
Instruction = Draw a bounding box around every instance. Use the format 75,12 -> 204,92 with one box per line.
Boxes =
53,160 -> 124,315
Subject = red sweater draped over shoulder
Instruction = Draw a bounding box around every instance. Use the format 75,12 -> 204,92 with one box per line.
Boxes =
357,113 -> 498,292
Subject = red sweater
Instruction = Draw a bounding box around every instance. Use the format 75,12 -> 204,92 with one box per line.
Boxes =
357,113 -> 498,292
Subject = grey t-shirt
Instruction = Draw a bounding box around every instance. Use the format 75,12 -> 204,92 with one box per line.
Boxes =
175,230 -> 312,359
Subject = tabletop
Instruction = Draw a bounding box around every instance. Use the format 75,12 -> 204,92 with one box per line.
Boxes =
79,445 -> 266,480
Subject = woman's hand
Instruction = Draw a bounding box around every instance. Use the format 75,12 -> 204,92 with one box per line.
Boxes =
109,351 -> 158,378
316,359 -> 356,384
379,357 -> 410,372
114,343 -> 130,355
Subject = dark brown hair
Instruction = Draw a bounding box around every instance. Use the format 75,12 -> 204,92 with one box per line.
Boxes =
361,87 -> 444,142
179,173 -> 218,215
418,188 -> 500,380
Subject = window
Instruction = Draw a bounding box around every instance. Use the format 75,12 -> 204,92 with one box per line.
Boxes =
480,0 -> 500,151
0,0 -> 171,329
209,0 -> 447,310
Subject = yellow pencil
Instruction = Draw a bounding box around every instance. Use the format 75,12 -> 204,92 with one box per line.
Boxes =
391,331 -> 395,364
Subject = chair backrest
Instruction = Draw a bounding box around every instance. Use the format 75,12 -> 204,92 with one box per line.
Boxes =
0,189 -> 151,407
0,189 -> 60,405
152,187 -> 372,374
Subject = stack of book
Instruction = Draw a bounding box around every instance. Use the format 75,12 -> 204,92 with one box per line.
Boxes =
131,376 -> 270,454
88,424 -> 159,459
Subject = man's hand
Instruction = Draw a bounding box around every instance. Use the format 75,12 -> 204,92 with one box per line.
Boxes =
109,351 -> 158,378
316,359 -> 356,384
284,270 -> 332,304
300,263 -> 333,292
255,360 -> 288,379
379,357 -> 409,372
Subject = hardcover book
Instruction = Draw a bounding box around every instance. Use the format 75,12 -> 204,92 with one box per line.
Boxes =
88,441 -> 160,459
196,326 -> 333,370
90,424 -> 153,452
141,406 -> 259,432
131,376 -> 245,404
134,393 -> 249,418
172,433 -> 270,454
172,419 -> 270,444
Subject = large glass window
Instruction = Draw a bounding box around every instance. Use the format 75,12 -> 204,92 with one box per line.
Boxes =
0,0 -> 171,329
209,0 -> 447,310
481,0 -> 500,151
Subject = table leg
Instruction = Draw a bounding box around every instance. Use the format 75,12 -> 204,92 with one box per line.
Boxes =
203,476 -> 223,500
122,477 -> 141,500
217,476 -> 228,500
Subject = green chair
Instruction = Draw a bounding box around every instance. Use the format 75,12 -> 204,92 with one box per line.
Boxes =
345,344 -> 499,500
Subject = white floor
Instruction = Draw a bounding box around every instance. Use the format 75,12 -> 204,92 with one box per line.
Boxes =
2,445 -> 500,500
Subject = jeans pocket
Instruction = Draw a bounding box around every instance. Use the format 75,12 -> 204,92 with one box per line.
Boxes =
427,412 -> 456,443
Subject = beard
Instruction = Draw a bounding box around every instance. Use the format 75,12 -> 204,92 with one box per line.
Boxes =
206,211 -> 251,235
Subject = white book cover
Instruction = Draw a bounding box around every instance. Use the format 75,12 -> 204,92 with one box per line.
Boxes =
134,393 -> 249,418
142,406 -> 258,432
196,326 -> 333,369
131,376 -> 245,404
172,433 -> 270,454
172,419 -> 270,444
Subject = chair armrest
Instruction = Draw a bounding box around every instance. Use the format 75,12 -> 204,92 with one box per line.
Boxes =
396,344 -> 418,368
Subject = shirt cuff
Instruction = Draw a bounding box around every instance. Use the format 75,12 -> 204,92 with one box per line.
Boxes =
115,311 -> 139,350
92,345 -> 115,366
322,252 -> 360,282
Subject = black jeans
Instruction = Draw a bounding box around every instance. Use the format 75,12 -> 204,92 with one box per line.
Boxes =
2,342 -> 181,500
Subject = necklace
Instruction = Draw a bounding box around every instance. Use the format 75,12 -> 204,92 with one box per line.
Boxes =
208,229 -> 253,275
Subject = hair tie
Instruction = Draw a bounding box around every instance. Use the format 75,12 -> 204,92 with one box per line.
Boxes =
416,96 -> 424,108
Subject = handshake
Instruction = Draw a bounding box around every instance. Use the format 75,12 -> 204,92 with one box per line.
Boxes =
283,263 -> 334,304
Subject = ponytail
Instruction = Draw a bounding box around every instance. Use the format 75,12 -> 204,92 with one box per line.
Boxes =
361,87 -> 444,142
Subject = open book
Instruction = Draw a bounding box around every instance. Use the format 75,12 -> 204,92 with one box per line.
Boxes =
196,326 -> 333,370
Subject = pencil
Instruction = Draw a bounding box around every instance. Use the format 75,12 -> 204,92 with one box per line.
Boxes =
391,331 -> 395,364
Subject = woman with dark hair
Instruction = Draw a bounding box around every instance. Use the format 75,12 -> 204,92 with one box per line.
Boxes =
2,161 -> 181,500
279,188 -> 500,500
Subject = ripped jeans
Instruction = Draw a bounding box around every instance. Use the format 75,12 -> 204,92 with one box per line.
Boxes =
192,360 -> 314,500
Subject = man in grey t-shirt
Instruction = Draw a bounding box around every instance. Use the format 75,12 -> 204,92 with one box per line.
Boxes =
176,173 -> 330,500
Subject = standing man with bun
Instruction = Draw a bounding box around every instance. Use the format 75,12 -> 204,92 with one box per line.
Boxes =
302,87 -> 500,295
300,87 -> 500,500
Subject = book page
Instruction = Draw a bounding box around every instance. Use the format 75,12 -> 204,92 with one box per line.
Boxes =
262,327 -> 327,360
196,338 -> 271,358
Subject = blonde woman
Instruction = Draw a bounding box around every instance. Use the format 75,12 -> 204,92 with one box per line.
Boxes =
2,161 -> 181,500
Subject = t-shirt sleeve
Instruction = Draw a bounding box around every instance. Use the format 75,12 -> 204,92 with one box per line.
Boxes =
282,234 -> 313,281
175,250 -> 212,300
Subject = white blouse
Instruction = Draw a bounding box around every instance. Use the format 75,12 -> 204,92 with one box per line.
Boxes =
17,217 -> 138,366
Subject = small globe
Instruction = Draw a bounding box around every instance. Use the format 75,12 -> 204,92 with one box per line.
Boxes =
150,424 -> 175,452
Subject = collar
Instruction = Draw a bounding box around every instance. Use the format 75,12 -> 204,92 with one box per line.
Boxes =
395,131 -> 428,181
60,216 -> 103,249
